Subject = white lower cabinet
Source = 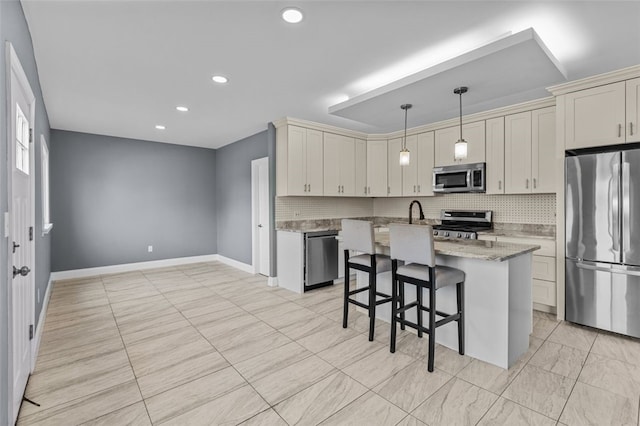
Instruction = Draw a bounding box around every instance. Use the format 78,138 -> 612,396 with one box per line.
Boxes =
479,234 -> 557,310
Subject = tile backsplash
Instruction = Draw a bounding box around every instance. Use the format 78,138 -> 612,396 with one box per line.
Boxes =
374,193 -> 556,224
276,197 -> 373,221
276,193 -> 556,225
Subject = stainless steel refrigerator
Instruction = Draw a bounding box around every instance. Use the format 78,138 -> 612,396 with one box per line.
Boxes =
566,148 -> 640,338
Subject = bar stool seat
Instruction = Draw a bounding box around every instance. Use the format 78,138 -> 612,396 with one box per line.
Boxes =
342,219 -> 393,341
349,254 -> 392,271
396,264 -> 464,289
389,223 -> 465,372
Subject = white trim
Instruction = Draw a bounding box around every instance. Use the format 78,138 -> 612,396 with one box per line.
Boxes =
31,276 -> 53,371
215,255 -> 254,274
50,254 -> 219,280
267,276 -> 278,287
547,64 -> 640,96
42,223 -> 53,236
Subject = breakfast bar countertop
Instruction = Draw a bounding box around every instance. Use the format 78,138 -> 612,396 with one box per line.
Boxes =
372,232 -> 540,262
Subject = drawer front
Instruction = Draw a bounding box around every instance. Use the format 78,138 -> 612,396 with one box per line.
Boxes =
532,255 -> 556,281
533,279 -> 557,306
496,236 -> 556,257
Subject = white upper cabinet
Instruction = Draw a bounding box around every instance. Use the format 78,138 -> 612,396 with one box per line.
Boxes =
565,82 -> 626,149
388,138 -> 403,196
485,117 -> 505,194
402,132 -> 434,196
627,77 -> 640,143
323,133 -> 355,196
367,139 -> 388,197
435,121 -> 486,166
355,139 -> 367,197
505,107 -> 556,194
532,107 -> 556,193
277,125 -> 324,196
505,112 -> 533,194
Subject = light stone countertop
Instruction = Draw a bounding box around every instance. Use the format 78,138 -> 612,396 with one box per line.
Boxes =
372,232 -> 540,262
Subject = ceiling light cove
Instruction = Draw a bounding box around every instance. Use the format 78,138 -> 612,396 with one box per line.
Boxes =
281,7 -> 303,24
176,106 -> 189,112
155,125 -> 166,130
212,75 -> 228,84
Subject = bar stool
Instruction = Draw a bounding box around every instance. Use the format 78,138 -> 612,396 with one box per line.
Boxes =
388,223 -> 465,372
342,219 -> 393,341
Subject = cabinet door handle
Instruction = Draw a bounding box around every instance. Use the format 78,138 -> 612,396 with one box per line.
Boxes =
308,184 -> 311,192
417,185 -> 421,193
619,123 -> 622,138
341,185 -> 344,193
533,178 -> 537,189
304,184 -> 307,192
413,185 -> 416,193
631,122 -> 634,136
364,186 -> 367,194
498,180 -> 502,190
525,178 -> 529,189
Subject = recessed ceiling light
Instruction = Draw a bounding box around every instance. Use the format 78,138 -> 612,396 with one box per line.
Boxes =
155,125 -> 166,130
281,7 -> 303,24
212,75 -> 228,84
176,106 -> 189,112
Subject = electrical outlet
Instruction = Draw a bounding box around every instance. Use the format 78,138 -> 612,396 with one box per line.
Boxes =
147,245 -> 153,253
294,211 -> 301,217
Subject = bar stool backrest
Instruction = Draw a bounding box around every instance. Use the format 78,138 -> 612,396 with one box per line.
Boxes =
389,223 -> 436,267
341,219 -> 375,254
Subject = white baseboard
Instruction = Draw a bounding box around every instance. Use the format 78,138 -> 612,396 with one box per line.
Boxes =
215,255 -> 254,274
268,276 -> 278,287
32,275 -> 53,371
50,254 -> 219,281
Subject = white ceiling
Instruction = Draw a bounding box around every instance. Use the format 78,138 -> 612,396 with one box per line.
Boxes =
21,1 -> 640,149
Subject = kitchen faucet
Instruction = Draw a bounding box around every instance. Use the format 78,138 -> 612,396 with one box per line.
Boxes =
409,200 -> 425,225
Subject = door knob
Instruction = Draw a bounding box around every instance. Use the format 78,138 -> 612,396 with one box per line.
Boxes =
13,266 -> 30,278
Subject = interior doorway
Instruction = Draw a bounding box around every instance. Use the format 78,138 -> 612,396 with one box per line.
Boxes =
251,157 -> 270,276
6,42 -> 36,424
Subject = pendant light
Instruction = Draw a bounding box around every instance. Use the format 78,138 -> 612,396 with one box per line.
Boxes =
399,103 -> 412,166
453,86 -> 468,161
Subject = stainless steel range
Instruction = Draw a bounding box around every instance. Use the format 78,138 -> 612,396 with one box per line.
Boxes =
432,210 -> 493,240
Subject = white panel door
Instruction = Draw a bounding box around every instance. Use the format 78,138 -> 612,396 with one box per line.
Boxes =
287,125 -> 306,195
463,121 -> 486,164
257,159 -> 270,275
338,136 -> 356,196
305,129 -> 324,196
9,52 -> 35,424
387,138 -> 403,196
367,139 -> 388,197
416,132 -> 434,196
401,135 -> 418,196
505,111 -> 532,194
627,77 -> 640,143
485,117 -> 505,194
354,139 -> 367,197
532,107 -> 556,193
323,133 -> 341,196
434,126 -> 458,166
565,81 -> 626,149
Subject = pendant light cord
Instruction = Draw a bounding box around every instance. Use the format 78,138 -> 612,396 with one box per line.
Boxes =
404,106 -> 408,150
459,90 -> 463,140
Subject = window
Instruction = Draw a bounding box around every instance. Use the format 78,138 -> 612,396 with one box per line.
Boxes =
41,135 -> 53,234
16,104 -> 29,174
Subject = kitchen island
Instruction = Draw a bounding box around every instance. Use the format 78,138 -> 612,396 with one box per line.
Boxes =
356,232 -> 539,369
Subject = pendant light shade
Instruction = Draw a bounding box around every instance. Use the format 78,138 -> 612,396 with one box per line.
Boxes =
399,103 -> 412,166
453,86 -> 468,161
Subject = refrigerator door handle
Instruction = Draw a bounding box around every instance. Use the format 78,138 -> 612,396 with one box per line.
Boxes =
622,160 -> 630,259
576,260 -> 640,276
609,161 -> 621,255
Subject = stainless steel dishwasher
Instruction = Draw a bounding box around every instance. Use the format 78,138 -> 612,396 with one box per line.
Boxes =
304,230 -> 339,291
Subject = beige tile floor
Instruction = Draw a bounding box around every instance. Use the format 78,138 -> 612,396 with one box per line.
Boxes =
17,261 -> 640,425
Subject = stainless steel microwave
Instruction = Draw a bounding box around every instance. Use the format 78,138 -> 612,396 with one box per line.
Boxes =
433,162 -> 486,193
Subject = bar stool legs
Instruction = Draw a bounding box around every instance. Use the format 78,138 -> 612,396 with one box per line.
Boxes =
457,281 -> 465,355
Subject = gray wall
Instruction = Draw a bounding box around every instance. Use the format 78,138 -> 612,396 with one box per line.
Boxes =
215,131 -> 268,265
50,130 -> 217,271
0,0 -> 52,422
